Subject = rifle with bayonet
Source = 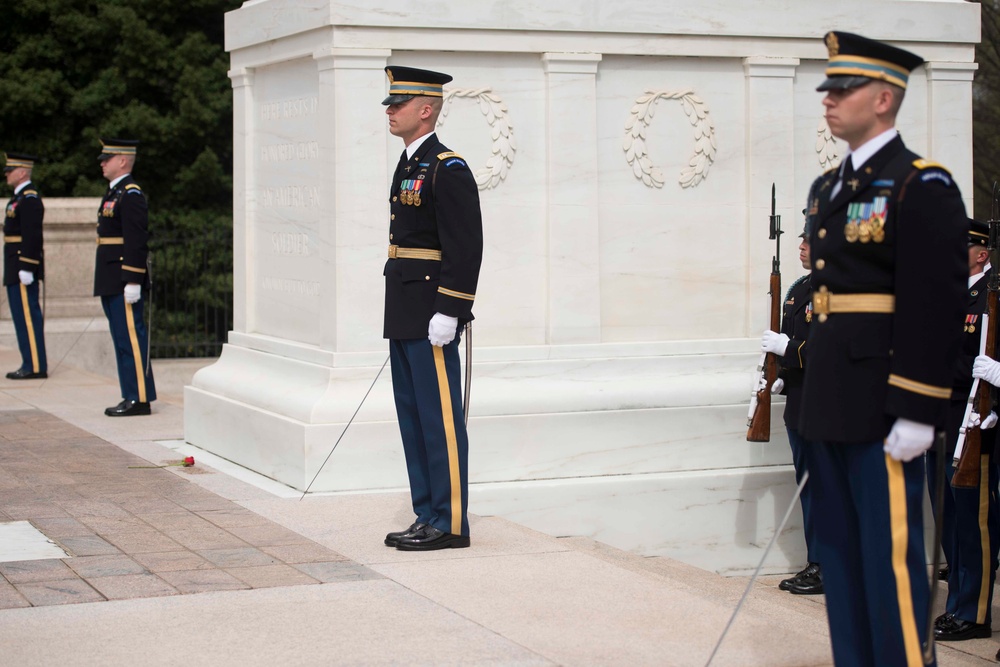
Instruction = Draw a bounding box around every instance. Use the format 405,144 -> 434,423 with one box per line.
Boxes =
747,184 -> 782,442
953,183 -> 1000,487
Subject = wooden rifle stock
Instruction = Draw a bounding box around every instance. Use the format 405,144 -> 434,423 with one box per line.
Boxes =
747,184 -> 782,442
747,270 -> 781,442
953,290 -> 998,488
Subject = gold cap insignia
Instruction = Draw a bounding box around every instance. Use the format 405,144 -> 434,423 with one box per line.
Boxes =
825,32 -> 839,58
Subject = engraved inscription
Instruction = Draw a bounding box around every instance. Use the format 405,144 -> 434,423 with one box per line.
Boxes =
260,97 -> 319,120
261,276 -> 320,297
260,186 -> 321,208
271,232 -> 310,256
260,141 -> 320,163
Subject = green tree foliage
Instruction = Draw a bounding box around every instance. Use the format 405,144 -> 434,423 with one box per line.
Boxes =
974,0 -> 1000,219
0,0 -> 242,356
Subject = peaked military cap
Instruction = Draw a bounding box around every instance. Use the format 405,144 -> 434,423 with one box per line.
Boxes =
816,31 -> 924,92
969,218 -> 989,247
3,152 -> 39,172
98,138 -> 139,161
382,66 -> 453,105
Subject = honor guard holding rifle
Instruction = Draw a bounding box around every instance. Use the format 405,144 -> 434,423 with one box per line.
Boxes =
95,138 -> 156,416
762,181 -> 823,596
927,218 -> 999,643
380,67 -> 484,551
799,32 -> 967,666
3,152 -> 47,380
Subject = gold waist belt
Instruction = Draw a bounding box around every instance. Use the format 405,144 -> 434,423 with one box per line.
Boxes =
812,288 -> 895,316
4,236 -> 22,242
387,245 -> 442,261
97,237 -> 124,245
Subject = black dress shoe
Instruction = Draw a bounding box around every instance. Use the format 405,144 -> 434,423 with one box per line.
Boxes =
934,612 -> 955,631
395,525 -> 470,551
788,564 -> 823,595
935,616 -> 992,641
6,369 -> 47,380
938,566 -> 950,581
104,400 -> 151,417
384,522 -> 427,547
780,562 -> 819,591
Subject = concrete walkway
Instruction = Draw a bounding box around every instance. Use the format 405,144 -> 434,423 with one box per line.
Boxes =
0,347 -> 996,666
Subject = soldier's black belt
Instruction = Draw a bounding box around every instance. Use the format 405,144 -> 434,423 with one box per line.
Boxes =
387,245 -> 441,261
97,237 -> 124,245
812,286 -> 894,322
4,236 -> 22,242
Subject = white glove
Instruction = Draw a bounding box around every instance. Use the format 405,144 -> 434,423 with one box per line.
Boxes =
18,270 -> 33,286
428,312 -> 458,347
970,411 -> 999,430
884,418 -> 934,462
124,283 -> 141,304
761,330 -> 790,356
972,355 -> 1000,387
770,378 -> 784,394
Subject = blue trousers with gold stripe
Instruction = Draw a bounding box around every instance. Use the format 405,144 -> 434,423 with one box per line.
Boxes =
101,294 -> 156,403
6,282 -> 46,374
927,448 -> 999,626
389,335 -> 469,537
806,439 -> 933,667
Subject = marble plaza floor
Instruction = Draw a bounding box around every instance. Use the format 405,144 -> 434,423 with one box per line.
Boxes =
0,346 -> 997,666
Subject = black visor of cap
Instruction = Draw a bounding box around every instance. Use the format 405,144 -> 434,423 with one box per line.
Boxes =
816,75 -> 874,92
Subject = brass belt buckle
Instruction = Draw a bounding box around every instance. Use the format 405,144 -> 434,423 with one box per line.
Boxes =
388,244 -> 398,259
813,286 -> 830,316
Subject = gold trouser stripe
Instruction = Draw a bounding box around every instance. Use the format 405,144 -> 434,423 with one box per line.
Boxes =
19,284 -> 40,373
978,455 -> 991,623
4,236 -> 22,242
387,245 -> 442,260
123,301 -> 147,403
795,340 -> 805,367
97,237 -> 124,245
887,374 -> 952,400
438,286 -> 475,301
432,345 -> 462,536
885,454 -> 922,667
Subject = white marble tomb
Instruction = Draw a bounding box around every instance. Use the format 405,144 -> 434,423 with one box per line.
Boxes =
185,0 -> 980,574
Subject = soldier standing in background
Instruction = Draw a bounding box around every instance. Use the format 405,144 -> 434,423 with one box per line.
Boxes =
95,138 -> 156,416
929,218 -> 999,643
3,152 -> 47,380
762,187 -> 823,596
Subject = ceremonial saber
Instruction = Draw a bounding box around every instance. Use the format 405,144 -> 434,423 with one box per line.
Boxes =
705,469 -> 809,666
299,355 -> 390,500
924,430 -> 947,665
463,322 -> 472,426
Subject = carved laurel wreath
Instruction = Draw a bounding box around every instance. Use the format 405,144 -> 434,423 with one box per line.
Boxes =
438,88 -> 517,191
816,119 -> 840,170
623,89 -> 716,189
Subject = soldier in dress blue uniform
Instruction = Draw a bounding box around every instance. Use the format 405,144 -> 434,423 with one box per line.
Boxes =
763,182 -> 823,596
95,138 -> 156,416
3,152 -> 47,380
927,218 -> 999,643
799,32 -> 967,666
378,67 -> 484,551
